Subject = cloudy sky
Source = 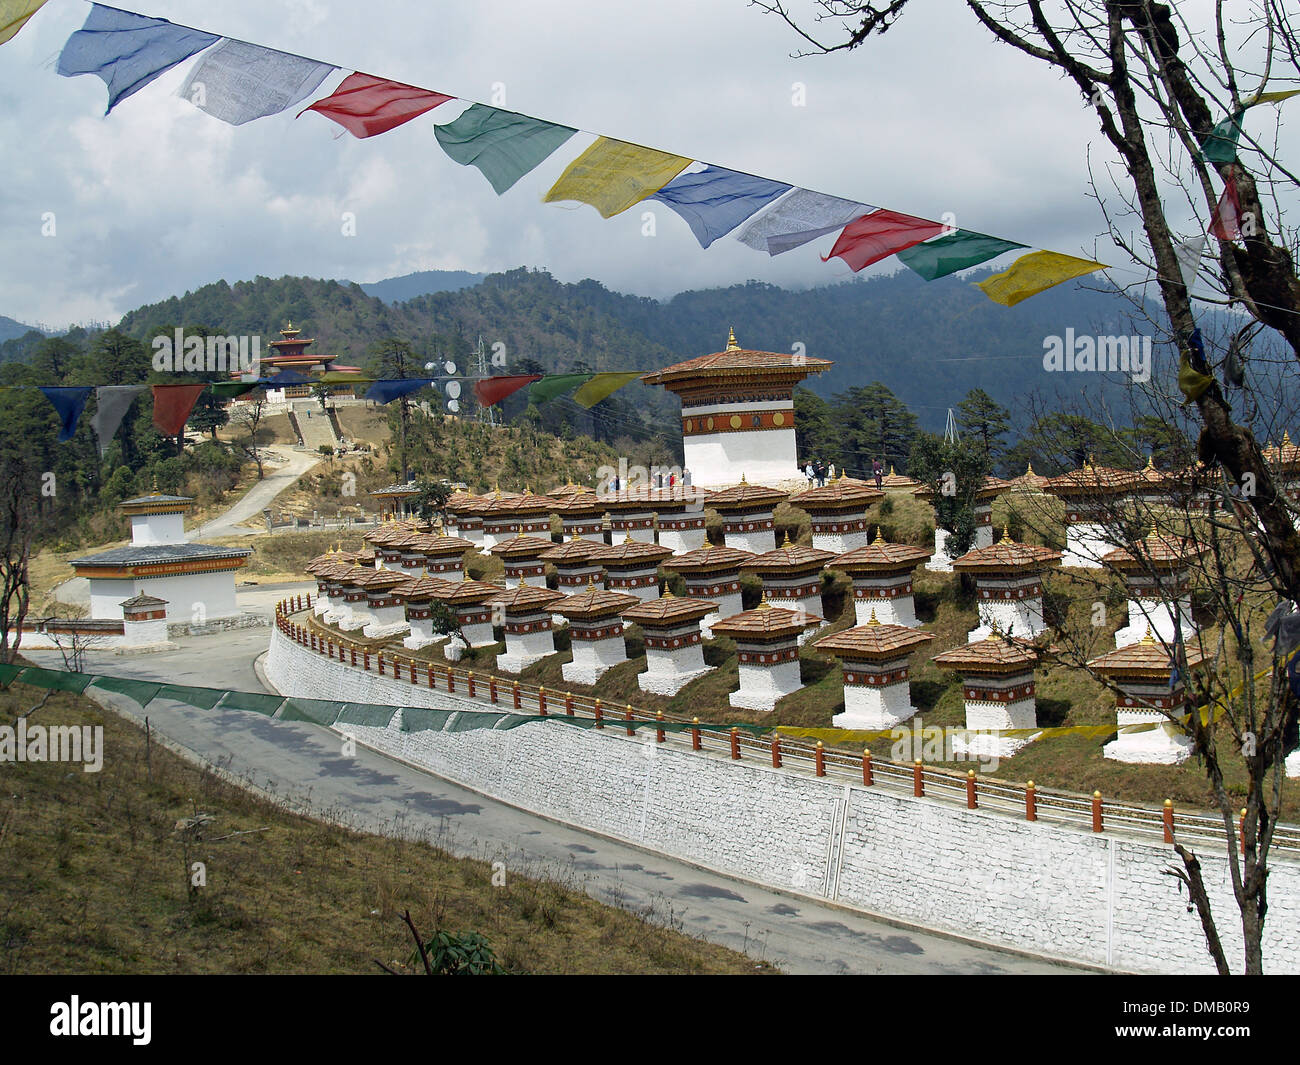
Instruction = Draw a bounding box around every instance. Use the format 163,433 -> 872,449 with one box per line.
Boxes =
0,0 -> 1282,329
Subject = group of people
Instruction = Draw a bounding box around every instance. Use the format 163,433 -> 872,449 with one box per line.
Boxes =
802,458 -> 888,489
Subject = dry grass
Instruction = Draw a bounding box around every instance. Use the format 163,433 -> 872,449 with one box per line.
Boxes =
0,681 -> 774,975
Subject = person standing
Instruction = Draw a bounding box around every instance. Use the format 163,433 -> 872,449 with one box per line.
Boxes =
872,459 -> 883,490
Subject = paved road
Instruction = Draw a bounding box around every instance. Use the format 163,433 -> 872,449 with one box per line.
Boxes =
24,613 -> 1082,975
193,447 -> 321,539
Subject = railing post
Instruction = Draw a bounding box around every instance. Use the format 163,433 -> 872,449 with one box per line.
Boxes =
565,692 -> 574,716
1163,799 -> 1175,843
1025,780 -> 1037,821
378,653 -> 384,676
363,652 -> 370,671
966,769 -> 977,809
771,735 -> 782,768
594,699 -> 603,729
467,672 -> 476,699
446,666 -> 455,693
1240,808 -> 1248,855
1092,791 -> 1104,833
307,593 -> 312,609
730,727 -> 740,760
537,686 -> 548,716
862,749 -> 873,786
913,760 -> 924,797
625,705 -> 634,737
512,681 -> 521,710
489,677 -> 498,704
814,741 -> 825,777
691,717 -> 701,751
350,648 -> 357,666
656,710 -> 665,744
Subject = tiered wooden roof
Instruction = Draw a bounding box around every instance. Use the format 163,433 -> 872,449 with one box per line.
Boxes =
554,580 -> 640,620
788,474 -> 883,511
660,541 -> 755,574
539,536 -> 612,565
600,537 -> 674,567
707,599 -> 821,640
1100,527 -> 1206,572
639,330 -> 831,397
427,572 -> 504,604
931,630 -> 1039,674
1042,458 -> 1137,497
488,533 -> 559,559
1087,628 -> 1205,679
832,528 -> 932,573
951,528 -> 1062,572
704,479 -> 787,512
814,611 -> 936,659
1009,461 -> 1050,491
878,466 -> 921,491
394,574 -> 454,601
622,590 -> 718,626
740,535 -> 836,574
486,579 -> 565,612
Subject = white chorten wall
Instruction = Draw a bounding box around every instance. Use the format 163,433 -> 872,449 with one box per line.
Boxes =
564,634 -> 628,686
122,614 -> 169,647
130,512 -> 186,545
969,584 -> 1046,643
658,525 -> 707,555
927,528 -> 956,572
497,624 -> 556,674
854,592 -> 918,628
730,659 -> 801,712
697,590 -> 744,639
953,695 -> 1040,760
443,618 -> 496,661
403,615 -> 444,651
1114,597 -> 1196,648
722,527 -> 776,554
639,638 -> 712,696
810,524 -> 870,555
87,571 -> 240,623
1104,707 -> 1194,765
834,676 -> 918,730
1062,522 -> 1111,569
362,603 -> 409,640
683,404 -> 799,487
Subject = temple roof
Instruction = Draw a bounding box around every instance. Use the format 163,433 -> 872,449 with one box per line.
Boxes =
741,538 -> 837,572
446,491 -> 489,514
640,330 -> 832,389
486,581 -> 565,610
479,486 -> 555,515
951,530 -> 1061,571
370,482 -> 421,498
931,630 -> 1039,672
1010,461 -> 1050,491
1100,528 -> 1206,569
120,593 -> 168,608
118,492 -> 195,507
788,476 -> 883,509
1087,629 -> 1205,676
401,532 -> 477,556
547,481 -> 595,498
539,537 -> 612,564
622,591 -> 718,625
913,475 -> 1014,503
394,574 -> 453,600
878,466 -> 921,491
551,491 -> 608,514
554,582 -> 640,619
488,534 -> 559,558
427,575 -> 504,604
813,613 -> 936,657
1262,431 -> 1300,473
832,529 -> 932,571
704,480 -> 787,510
660,542 -> 755,573
710,600 -> 822,639
72,543 -> 251,566
1042,458 -> 1138,496
358,568 -> 410,591
600,538 -> 673,566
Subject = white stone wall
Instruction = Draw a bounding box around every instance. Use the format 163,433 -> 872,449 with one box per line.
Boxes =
498,627 -> 556,674
970,595 -> 1046,643
1062,522 -> 1110,569
854,594 -> 918,628
1115,597 -> 1196,648
684,425 -> 799,488
1105,709 -> 1194,765
811,527 -> 870,555
564,635 -> 627,685
658,527 -> 707,555
88,571 -> 241,622
130,512 -> 187,546
722,528 -> 777,554
927,528 -> 956,572
954,697 -> 1040,759
730,659 -> 801,711
363,604 -> 409,639
265,626 -> 1300,974
834,680 -> 918,729
640,642 -> 711,696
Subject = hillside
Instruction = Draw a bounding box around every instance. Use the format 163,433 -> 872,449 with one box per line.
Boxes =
352,269 -> 487,303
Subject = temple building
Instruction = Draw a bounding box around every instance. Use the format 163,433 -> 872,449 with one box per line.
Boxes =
600,537 -> 673,602
399,574 -> 455,651
489,531 -> 557,588
479,487 -> 556,549
552,491 -> 608,543
832,529 -> 931,627
661,541 -> 754,638
253,322 -> 364,402
931,632 -> 1041,759
1042,458 -> 1136,568
1090,629 -> 1204,765
599,491 -> 657,544
360,569 -> 414,639
648,486 -> 710,555
72,491 -> 251,624
951,528 -> 1061,642
427,574 -> 501,660
706,479 -> 787,553
622,591 -> 718,696
711,600 -> 820,711
445,492 -> 487,547
788,474 -> 883,553
815,612 -> 935,729
640,329 -> 831,488
488,578 -> 565,674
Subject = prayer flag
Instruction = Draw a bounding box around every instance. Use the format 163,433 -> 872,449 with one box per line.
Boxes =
821,209 -> 949,272
90,384 -> 144,455
300,72 -> 453,138
1174,235 -> 1207,293
896,231 -> 1026,280
528,373 -> 592,404
37,386 -> 93,442
975,250 -> 1106,306
434,104 -> 576,194
207,381 -> 261,399
649,166 -> 792,248
179,38 -> 334,126
1200,108 -> 1246,165
0,0 -> 47,46
572,372 -> 641,409
365,379 -> 435,404
1209,177 -> 1242,240
473,375 -> 542,407
151,383 -> 207,436
57,5 -> 219,114
734,188 -> 872,256
543,137 -> 691,218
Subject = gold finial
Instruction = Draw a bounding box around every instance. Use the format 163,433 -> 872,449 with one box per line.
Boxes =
525,483 -> 532,494
1140,624 -> 1155,644
151,475 -> 160,495
999,524 -> 1013,544
586,573 -> 596,589
518,572 -> 529,586
758,593 -> 771,610
493,482 -> 501,499
873,525 -> 884,545
1086,453 -> 1097,469
889,465 -> 896,477
726,327 -> 739,351
1285,430 -> 1293,446
781,529 -> 793,548
867,607 -> 881,626
623,532 -> 633,544
1025,460 -> 1035,476
662,586 -> 675,598
420,566 -> 428,578
701,538 -> 713,550
740,473 -> 747,484
461,568 -> 472,581
1147,522 -> 1159,540
1145,454 -> 1155,469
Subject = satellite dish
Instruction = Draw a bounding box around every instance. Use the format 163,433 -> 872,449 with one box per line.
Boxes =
447,399 -> 460,413
423,361 -> 436,371
444,361 -> 458,375
446,380 -> 462,399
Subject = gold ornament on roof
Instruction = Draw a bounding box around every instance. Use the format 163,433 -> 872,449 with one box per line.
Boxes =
726,327 -> 739,351
1140,625 -> 1156,644
867,607 -> 881,626
873,526 -> 884,545
999,524 -> 1013,544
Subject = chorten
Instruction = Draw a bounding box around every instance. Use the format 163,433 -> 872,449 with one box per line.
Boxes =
622,591 -> 718,696
815,612 -> 936,729
831,528 -> 931,627
739,534 -> 835,642
711,599 -> 820,711
1090,628 -> 1204,764
931,630 -> 1041,759
951,528 -> 1061,642
555,579 -> 639,685
1042,457 -> 1136,568
660,541 -> 755,638
1101,528 -> 1204,648
705,479 -> 787,553
787,473 -> 883,553
640,328 -> 832,488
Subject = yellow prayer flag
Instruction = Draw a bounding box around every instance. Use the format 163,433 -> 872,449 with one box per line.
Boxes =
0,0 -> 47,45
1250,88 -> 1300,106
974,250 -> 1106,307
543,137 -> 691,218
572,371 -> 642,408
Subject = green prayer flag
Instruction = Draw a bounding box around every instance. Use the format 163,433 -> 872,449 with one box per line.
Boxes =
1201,108 -> 1246,165
434,104 -> 576,194
1178,353 -> 1215,403
91,675 -> 162,707
207,381 -> 260,399
17,666 -> 93,692
529,373 -> 592,404
896,231 -> 1026,280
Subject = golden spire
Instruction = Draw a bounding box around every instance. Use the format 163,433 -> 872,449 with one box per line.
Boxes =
518,572 -> 529,586
525,483 -> 532,494
758,593 -> 771,610
726,326 -> 739,351
493,482 -> 501,499
586,573 -> 597,589
1025,460 -> 1035,476
662,586 -> 675,598
781,529 -> 793,548
1140,624 -> 1156,644
740,473 -> 747,484
873,525 -> 884,545
888,465 -> 896,477
867,607 -> 881,626
151,475 -> 160,496
999,524 -> 1013,544
623,532 -> 633,544
1285,430 -> 1293,446
1147,522 -> 1159,541
1145,454 -> 1156,469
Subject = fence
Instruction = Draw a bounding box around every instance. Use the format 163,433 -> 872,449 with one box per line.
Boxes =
273,597 -> 1300,857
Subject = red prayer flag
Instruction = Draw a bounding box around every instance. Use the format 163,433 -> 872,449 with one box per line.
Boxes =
1209,177 -> 1242,240
473,375 -> 542,408
821,209 -> 948,272
299,72 -> 453,138
151,384 -> 207,437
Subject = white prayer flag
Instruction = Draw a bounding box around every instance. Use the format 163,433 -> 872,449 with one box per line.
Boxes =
734,189 -> 873,256
180,38 -> 335,126
1175,235 -> 1207,295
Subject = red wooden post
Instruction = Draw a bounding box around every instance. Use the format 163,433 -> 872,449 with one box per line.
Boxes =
594,699 -> 604,729
966,769 -> 977,809
350,648 -> 357,666
489,677 -> 498,704
378,653 -> 384,676
307,593 -> 312,609
1092,791 -> 1104,833
446,666 -> 455,693
363,652 -> 370,671
913,760 -> 924,797
1240,808 -> 1248,855
537,686 -> 548,716
512,681 -> 521,710
467,672 -> 476,699
730,727 -> 740,760
1163,799 -> 1175,843
625,705 -> 634,737
1025,780 -> 1037,821
771,735 -> 782,768
565,692 -> 574,716
814,741 -> 825,777
862,749 -> 873,786
655,710 -> 665,744
691,717 -> 701,751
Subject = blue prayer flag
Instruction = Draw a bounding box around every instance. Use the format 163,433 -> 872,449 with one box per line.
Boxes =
38,386 -> 94,442
650,166 -> 792,249
366,378 -> 435,404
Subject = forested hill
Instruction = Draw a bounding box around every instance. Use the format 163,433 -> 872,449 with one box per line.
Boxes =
110,265 -> 1157,432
